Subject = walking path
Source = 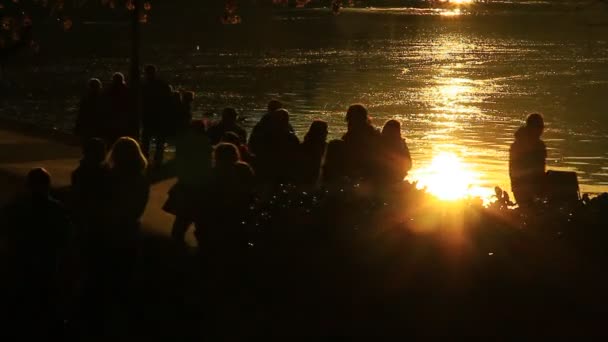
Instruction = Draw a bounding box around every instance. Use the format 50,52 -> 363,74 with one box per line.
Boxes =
0,125 -> 184,241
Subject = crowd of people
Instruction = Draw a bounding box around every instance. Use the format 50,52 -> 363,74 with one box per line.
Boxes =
75,65 -> 192,165
166,100 -> 415,245
2,65 -> 585,338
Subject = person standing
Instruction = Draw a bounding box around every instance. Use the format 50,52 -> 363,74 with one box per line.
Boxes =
509,113 -> 547,208
141,65 -> 172,165
163,120 -> 213,245
75,78 -> 104,144
103,72 -> 136,146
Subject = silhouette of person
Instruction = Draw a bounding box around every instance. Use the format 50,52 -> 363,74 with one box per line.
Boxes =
210,143 -> 255,207
141,65 -> 173,165
207,107 -> 248,145
380,119 -> 412,184
164,120 -> 213,245
166,90 -> 183,140
251,108 -> 300,184
103,72 -> 136,146
198,143 -> 254,251
101,137 -> 150,286
197,143 -> 254,324
248,99 -> 294,155
106,137 -> 150,242
75,78 -> 104,145
76,138 -> 148,332
342,104 -> 382,182
176,91 -> 195,136
221,131 -> 254,165
1,168 -> 72,338
509,113 -> 547,208
71,138 -> 111,230
298,120 -> 328,186
322,139 -> 348,185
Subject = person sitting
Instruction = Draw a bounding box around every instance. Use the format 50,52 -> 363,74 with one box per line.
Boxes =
379,119 -> 412,184
211,143 -> 255,205
1,168 -> 72,338
221,131 -> 253,165
196,143 -> 254,319
75,78 -> 104,145
342,104 -> 382,183
198,143 -> 254,250
207,107 -> 248,145
297,120 -> 328,186
248,99 -> 292,155
509,113 -> 547,208
322,139 -> 348,186
252,108 -> 300,185
163,120 -> 213,245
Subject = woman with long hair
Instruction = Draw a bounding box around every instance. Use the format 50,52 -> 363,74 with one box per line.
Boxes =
106,138 -> 149,277
81,137 -> 149,328
298,120 -> 328,186
380,119 -> 412,184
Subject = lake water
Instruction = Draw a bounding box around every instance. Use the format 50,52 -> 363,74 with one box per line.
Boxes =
2,3 -> 608,197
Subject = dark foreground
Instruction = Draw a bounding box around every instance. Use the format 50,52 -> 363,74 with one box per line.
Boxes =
2,182 -> 608,338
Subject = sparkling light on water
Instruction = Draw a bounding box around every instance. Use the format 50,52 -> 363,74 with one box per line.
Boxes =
409,152 -> 494,203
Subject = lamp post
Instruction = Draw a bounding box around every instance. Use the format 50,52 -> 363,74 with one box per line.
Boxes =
130,0 -> 142,137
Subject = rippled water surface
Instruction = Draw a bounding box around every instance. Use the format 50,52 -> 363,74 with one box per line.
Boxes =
2,4 -> 608,196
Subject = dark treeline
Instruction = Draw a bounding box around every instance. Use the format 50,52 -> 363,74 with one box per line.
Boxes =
2,65 -> 608,338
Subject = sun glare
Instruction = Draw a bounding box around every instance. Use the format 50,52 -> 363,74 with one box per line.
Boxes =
410,152 -> 493,202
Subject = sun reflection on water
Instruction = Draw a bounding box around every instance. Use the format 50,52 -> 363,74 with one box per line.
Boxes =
441,9 -> 462,17
409,152 -> 494,204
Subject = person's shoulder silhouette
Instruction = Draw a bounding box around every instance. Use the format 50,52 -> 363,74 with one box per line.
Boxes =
107,137 -> 150,225
2,168 -> 72,260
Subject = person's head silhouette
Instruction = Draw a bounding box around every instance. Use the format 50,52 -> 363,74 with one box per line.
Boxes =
108,137 -> 148,174
112,72 -> 125,86
346,104 -> 369,129
305,120 -> 328,143
222,108 -> 238,125
144,64 -> 157,81
214,143 -> 241,167
87,78 -> 102,95
82,138 -> 107,164
182,91 -> 194,104
526,113 -> 544,138
267,100 -> 283,114
382,119 -> 402,140
272,109 -> 290,132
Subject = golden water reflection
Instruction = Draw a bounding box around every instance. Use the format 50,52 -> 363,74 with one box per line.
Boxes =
409,152 -> 495,204
406,41 -> 498,203
440,9 -> 463,17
